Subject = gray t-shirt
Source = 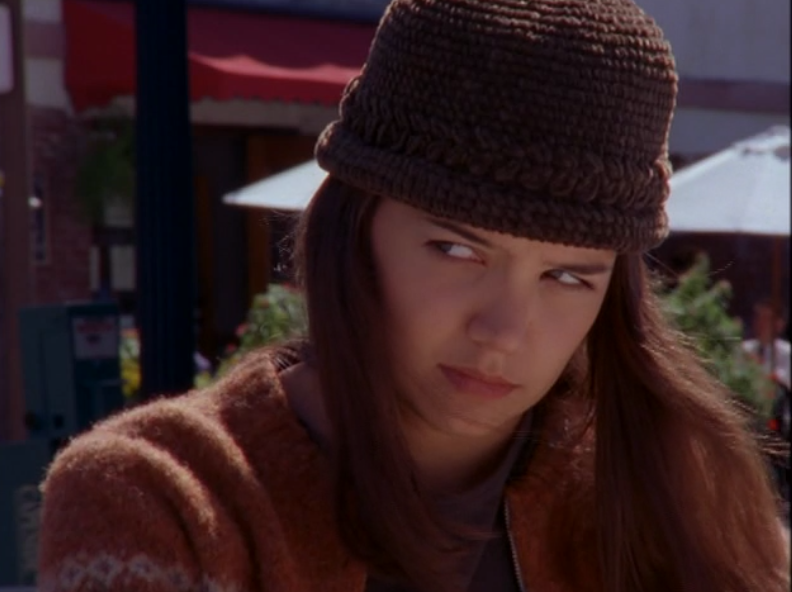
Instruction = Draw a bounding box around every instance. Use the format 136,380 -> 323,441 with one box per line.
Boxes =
365,411 -> 533,592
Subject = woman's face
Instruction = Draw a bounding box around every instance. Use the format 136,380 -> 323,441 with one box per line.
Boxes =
370,197 -> 616,440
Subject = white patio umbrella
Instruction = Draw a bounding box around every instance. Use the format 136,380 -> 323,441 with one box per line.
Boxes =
226,126 -> 792,228
223,159 -> 326,212
666,125 -> 790,237
665,125 -> 791,328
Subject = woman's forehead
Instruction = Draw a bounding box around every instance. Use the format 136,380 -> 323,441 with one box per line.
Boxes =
375,196 -> 617,262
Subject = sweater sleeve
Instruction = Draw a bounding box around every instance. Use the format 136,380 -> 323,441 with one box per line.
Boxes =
37,431 -> 205,592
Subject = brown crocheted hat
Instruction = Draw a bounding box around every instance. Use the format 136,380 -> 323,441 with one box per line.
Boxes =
315,0 -> 678,252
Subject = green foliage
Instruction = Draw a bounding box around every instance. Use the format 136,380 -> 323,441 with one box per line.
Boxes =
118,285 -> 307,396
119,328 -> 141,399
118,327 -> 212,402
216,284 -> 308,376
659,255 -> 774,418
75,118 -> 135,224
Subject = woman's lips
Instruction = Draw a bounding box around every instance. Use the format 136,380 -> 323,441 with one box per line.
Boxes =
439,365 -> 517,399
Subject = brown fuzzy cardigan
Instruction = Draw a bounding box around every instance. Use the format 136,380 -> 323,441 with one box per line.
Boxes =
37,351 -> 600,592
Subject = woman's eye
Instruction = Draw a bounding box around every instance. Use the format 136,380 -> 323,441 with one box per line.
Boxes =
431,241 -> 479,261
546,269 -> 587,287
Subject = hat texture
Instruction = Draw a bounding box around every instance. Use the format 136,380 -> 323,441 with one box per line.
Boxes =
316,0 -> 678,252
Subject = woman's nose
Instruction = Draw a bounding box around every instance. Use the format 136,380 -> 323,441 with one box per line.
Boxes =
466,285 -> 536,354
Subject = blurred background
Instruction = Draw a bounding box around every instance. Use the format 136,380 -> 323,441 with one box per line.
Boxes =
0,0 -> 789,587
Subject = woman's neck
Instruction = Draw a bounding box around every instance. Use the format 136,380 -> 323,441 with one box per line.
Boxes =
281,361 -> 523,495
280,362 -> 332,450
399,411 -> 522,495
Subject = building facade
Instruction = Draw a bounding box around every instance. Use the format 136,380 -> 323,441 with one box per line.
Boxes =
0,0 -> 382,440
640,0 -> 790,159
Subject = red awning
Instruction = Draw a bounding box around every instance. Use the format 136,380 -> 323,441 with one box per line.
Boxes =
63,0 -> 377,112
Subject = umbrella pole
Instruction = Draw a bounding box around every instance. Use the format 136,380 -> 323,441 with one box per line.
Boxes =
771,237 -> 782,318
770,237 -> 782,378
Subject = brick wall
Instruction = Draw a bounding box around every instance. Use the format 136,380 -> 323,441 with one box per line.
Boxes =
29,106 -> 92,305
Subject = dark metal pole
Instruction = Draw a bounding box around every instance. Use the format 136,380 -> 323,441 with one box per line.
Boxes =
0,0 -> 32,441
134,0 -> 196,399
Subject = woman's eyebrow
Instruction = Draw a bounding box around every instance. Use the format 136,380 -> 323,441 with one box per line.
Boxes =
425,217 -> 493,248
544,261 -> 614,275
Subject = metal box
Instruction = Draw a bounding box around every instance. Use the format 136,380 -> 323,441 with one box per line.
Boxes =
18,302 -> 124,445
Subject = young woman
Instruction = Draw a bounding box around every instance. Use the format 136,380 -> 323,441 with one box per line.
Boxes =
38,0 -> 789,591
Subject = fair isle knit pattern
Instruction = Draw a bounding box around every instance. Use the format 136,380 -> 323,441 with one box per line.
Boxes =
38,553 -> 215,592
316,0 -> 679,252
38,349 -> 602,592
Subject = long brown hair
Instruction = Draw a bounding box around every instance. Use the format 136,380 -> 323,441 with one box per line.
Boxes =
290,177 -> 789,591
588,255 -> 788,591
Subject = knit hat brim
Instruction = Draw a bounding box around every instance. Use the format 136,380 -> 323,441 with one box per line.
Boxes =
317,121 -> 670,252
